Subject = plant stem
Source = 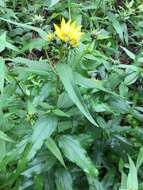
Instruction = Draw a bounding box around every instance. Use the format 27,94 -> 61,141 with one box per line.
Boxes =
45,50 -> 58,75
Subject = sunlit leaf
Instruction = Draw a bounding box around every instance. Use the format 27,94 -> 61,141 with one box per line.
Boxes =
127,156 -> 138,190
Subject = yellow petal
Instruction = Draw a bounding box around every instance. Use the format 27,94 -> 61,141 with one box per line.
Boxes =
54,24 -> 60,32
61,18 -> 66,29
71,21 -> 76,29
47,32 -> 54,41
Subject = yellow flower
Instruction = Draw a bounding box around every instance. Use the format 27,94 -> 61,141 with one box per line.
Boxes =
54,18 -> 83,47
47,32 -> 54,41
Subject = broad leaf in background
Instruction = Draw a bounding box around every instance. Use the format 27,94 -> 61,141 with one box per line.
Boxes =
28,117 -> 57,160
56,64 -> 98,126
58,135 -> 98,177
55,169 -> 73,190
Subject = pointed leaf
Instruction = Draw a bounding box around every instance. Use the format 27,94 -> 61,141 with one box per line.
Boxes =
45,137 -> 65,167
56,64 -> 98,126
108,12 -> 124,43
120,171 -> 127,190
127,156 -> 138,190
136,147 -> 143,170
28,117 -> 57,160
58,135 -> 98,177
121,46 -> 135,60
0,17 -> 47,39
0,32 -> 6,52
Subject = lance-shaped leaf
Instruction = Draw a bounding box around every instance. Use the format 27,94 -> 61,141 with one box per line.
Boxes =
28,117 -> 57,160
56,64 -> 98,126
55,168 -> 73,190
58,135 -> 98,177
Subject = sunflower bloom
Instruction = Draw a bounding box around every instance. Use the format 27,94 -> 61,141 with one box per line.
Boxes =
54,18 -> 83,47
47,32 -> 55,41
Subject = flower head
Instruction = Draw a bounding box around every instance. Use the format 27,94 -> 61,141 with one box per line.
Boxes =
54,18 -> 83,47
47,32 -> 55,42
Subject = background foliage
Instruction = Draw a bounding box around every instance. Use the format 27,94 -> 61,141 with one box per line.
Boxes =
0,0 -> 143,189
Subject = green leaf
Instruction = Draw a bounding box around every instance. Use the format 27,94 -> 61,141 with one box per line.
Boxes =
119,83 -> 128,98
108,12 -> 124,43
0,59 -> 5,93
11,57 -> 51,75
58,121 -> 72,132
28,117 -> 58,160
45,137 -> 65,167
108,97 -> 130,114
58,135 -> 98,177
49,0 -> 60,7
6,42 -> 19,52
75,73 -> 110,93
75,73 -> 120,99
0,17 -> 47,39
0,32 -> 7,52
136,147 -> 143,170
88,177 -> 104,190
56,64 -> 98,126
0,32 -> 19,52
34,175 -> 43,190
0,0 -> 5,7
21,38 -> 46,52
102,169 -> 115,189
22,153 -> 56,178
0,140 -> 6,161
58,92 -> 74,109
52,109 -> 70,118
0,130 -> 14,143
55,169 -> 73,190
120,171 -> 127,190
121,46 -> 135,60
127,156 -> 138,190
124,72 -> 139,85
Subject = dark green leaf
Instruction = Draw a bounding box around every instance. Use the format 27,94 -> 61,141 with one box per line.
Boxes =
58,135 -> 98,177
